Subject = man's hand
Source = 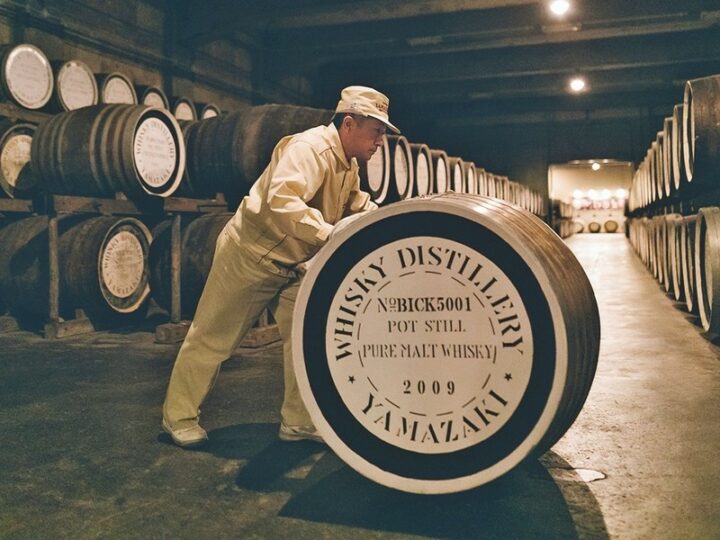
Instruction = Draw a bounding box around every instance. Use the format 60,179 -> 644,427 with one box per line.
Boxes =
329,212 -> 370,240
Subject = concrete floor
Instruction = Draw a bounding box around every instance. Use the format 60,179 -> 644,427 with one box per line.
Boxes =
0,233 -> 718,539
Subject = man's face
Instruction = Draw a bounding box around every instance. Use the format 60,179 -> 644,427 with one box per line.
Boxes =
345,115 -> 387,162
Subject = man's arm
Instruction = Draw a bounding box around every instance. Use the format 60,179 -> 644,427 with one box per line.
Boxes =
266,141 -> 333,246
343,173 -> 378,217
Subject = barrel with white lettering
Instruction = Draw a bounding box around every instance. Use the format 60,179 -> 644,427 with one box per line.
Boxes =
293,194 -> 600,494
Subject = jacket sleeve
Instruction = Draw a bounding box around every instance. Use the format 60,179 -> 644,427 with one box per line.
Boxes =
343,172 -> 378,217
266,141 -> 334,246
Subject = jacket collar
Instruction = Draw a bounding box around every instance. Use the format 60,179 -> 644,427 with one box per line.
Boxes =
327,123 -> 353,170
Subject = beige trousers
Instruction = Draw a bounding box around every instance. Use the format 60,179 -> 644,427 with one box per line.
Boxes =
162,227 -> 313,430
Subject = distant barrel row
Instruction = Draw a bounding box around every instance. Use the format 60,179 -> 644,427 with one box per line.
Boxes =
629,74 -> 720,211
360,134 -> 545,216
628,210 -> 720,340
0,42 -> 220,119
0,212 -> 231,322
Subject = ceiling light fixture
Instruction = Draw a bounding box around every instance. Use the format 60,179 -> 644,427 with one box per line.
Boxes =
569,76 -> 587,93
592,162 -> 601,171
549,0 -> 571,17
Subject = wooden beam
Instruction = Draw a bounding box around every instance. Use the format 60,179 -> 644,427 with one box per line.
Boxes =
267,0 -> 539,29
318,28 -> 720,87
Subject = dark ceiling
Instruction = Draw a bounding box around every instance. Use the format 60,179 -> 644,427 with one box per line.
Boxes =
177,0 -> 720,136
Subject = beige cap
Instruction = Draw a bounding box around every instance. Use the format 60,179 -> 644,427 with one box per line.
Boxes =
335,85 -> 400,134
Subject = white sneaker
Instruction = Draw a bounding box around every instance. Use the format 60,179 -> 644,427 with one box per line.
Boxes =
278,422 -> 324,443
162,418 -> 208,448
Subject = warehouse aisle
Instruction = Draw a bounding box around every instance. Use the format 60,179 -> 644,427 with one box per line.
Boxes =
0,233 -> 718,539
555,233 -> 720,539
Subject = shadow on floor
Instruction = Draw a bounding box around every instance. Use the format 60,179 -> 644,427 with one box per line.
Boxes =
199,423 -> 609,539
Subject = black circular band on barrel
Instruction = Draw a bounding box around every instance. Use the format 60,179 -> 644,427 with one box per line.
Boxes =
302,211 -> 556,481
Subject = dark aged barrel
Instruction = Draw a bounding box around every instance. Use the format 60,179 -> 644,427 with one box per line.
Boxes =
0,121 -> 37,198
694,207 -> 720,338
51,59 -> 98,111
683,76 -> 720,186
429,150 -> 450,194
446,156 -> 464,193
409,143 -> 433,197
184,104 -> 333,200
32,104 -> 185,198
0,215 -> 151,322
386,135 -> 414,201
149,213 -> 231,318
0,43 -> 53,109
136,85 -> 169,110
96,72 -> 137,104
681,215 -> 697,313
198,102 -> 221,119
172,96 -> 197,121
671,104 -> 686,191
463,161 -> 477,195
293,194 -> 600,494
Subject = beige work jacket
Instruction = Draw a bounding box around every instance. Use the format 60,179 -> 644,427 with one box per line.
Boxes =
226,123 -> 377,266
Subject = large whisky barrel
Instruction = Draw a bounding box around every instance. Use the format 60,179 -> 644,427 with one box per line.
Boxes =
183,104 -> 333,201
661,117 -> 673,198
136,85 -> 169,110
0,121 -> 38,198
172,96 -> 197,121
683,76 -> 720,186
409,143 -> 433,197
293,194 -> 600,494
463,161 -> 477,195
669,215 -> 685,302
671,104 -> 686,191
50,59 -> 98,111
199,103 -> 221,119
149,213 -> 231,318
0,43 -> 53,110
694,207 -> 720,338
0,215 -> 151,322
96,72 -> 137,104
360,134 -> 391,205
429,150 -> 450,194
31,104 -> 185,198
653,133 -> 665,202
681,215 -> 697,313
447,156 -> 464,193
386,135 -> 414,201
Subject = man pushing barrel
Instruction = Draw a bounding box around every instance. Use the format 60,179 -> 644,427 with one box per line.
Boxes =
161,86 -> 400,447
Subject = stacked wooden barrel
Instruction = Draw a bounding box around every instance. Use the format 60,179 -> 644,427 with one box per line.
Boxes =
360,135 -> 545,217
0,214 -> 152,324
627,73 -> 720,341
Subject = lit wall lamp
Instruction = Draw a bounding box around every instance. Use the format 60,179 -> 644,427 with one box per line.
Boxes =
549,0 -> 571,17
568,76 -> 588,94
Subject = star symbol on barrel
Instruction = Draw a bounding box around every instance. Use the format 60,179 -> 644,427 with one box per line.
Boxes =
348,375 -> 356,383
504,373 -> 513,381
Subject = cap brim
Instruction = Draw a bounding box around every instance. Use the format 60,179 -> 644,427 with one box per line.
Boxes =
366,113 -> 401,134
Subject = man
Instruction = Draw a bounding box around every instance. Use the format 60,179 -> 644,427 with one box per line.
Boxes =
162,86 -> 400,447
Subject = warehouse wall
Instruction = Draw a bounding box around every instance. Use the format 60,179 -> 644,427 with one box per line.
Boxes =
0,0 -> 310,112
